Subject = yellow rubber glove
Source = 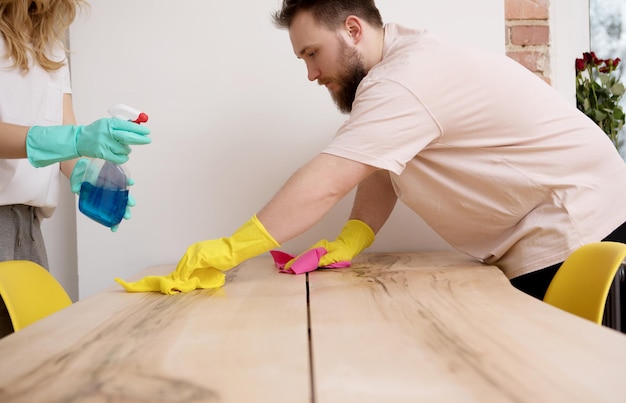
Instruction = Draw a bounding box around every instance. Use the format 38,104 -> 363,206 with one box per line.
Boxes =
286,219 -> 375,270
115,215 -> 279,294
115,268 -> 225,295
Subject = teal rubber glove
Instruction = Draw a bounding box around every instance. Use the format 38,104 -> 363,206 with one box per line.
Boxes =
26,118 -> 151,168
70,158 -> 136,232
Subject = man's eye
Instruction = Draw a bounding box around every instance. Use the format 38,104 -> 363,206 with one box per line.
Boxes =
308,51 -> 316,58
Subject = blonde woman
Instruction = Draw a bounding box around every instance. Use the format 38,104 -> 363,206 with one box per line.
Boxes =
0,0 -> 151,336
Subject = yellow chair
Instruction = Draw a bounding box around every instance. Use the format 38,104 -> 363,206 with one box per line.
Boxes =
0,260 -> 72,331
543,241 -> 626,325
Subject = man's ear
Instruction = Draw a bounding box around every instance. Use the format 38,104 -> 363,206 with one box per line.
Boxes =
344,15 -> 363,44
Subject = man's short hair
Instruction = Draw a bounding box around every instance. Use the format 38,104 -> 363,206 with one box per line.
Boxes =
272,0 -> 383,30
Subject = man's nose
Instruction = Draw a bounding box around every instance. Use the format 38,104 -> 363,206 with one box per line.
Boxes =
306,64 -> 320,82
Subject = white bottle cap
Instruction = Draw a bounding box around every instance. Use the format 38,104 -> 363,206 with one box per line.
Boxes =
108,104 -> 149,124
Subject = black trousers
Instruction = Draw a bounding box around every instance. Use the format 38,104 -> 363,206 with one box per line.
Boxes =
511,221 -> 626,331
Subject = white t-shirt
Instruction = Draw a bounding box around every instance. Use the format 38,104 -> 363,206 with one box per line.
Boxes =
0,38 -> 71,218
322,24 -> 626,278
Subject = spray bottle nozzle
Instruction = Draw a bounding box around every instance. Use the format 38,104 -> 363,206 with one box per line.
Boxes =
108,104 -> 149,124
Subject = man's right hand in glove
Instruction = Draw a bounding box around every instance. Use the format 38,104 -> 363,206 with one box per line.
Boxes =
115,215 -> 280,294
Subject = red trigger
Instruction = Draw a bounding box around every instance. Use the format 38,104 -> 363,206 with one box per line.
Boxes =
133,112 -> 149,124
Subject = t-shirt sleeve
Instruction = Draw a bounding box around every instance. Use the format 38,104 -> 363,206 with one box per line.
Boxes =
61,61 -> 72,94
322,78 -> 441,175
50,41 -> 72,94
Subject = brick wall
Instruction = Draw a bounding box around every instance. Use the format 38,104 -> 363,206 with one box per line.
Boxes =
505,0 -> 551,83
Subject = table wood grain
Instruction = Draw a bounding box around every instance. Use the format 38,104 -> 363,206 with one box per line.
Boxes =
308,252 -> 626,402
0,259 -> 311,403
1,252 -> 626,402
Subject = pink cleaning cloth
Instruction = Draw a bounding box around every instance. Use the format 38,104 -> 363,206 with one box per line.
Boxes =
270,247 -> 351,275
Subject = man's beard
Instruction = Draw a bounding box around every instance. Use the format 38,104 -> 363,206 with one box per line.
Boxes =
326,41 -> 367,114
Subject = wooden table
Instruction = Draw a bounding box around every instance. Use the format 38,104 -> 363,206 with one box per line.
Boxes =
1,252 -> 625,402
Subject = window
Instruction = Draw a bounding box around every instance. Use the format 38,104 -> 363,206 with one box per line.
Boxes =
590,0 -> 626,65
590,0 -> 626,153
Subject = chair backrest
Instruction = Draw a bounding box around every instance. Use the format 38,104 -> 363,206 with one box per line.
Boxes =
0,260 -> 72,331
543,241 -> 626,324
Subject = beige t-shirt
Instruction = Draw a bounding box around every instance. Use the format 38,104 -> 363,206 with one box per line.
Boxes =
0,39 -> 71,218
322,24 -> 626,278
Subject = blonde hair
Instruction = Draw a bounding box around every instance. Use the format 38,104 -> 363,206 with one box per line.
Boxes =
0,0 -> 87,72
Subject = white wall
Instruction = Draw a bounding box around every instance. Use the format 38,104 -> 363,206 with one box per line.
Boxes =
550,0 -> 590,103
40,180 -> 78,301
67,0 -> 506,298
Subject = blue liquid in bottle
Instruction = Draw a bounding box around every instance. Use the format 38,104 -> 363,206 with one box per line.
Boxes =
78,160 -> 129,228
79,183 -> 129,227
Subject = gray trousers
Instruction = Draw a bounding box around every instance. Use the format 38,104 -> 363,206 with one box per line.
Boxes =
0,205 -> 49,338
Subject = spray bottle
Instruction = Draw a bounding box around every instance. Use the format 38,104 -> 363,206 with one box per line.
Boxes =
78,104 -> 149,229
